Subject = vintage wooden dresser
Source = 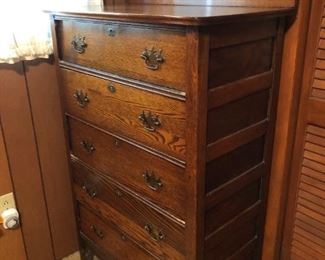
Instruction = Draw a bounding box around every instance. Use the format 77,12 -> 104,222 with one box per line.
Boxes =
49,3 -> 293,259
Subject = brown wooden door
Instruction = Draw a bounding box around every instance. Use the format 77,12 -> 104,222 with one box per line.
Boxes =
0,123 -> 26,260
282,0 -> 325,258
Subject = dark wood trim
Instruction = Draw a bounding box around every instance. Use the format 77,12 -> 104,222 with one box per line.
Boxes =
0,62 -> 55,260
48,7 -> 294,26
184,27 -> 209,259
206,120 -> 268,162
205,201 -> 261,241
205,163 -> 265,209
59,61 -> 187,101
208,71 -> 273,109
256,17 -> 286,259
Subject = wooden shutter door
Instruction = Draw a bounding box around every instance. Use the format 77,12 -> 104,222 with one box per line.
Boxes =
282,0 -> 325,259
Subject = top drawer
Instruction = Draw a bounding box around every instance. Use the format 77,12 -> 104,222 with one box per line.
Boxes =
56,18 -> 188,92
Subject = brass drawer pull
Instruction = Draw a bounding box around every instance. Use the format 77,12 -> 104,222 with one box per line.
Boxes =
138,111 -> 161,132
144,224 -> 165,242
90,225 -> 104,239
74,90 -> 89,108
143,171 -> 163,191
71,35 -> 87,54
80,140 -> 95,154
82,184 -> 97,198
141,47 -> 164,70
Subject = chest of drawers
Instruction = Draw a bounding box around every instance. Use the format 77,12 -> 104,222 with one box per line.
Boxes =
49,4 -> 292,259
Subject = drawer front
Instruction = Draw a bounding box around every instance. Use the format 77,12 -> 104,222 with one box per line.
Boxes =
74,162 -> 185,259
68,117 -> 186,219
62,68 -> 186,160
56,19 -> 188,92
79,205 -> 157,260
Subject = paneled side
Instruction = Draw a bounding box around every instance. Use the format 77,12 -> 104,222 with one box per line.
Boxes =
204,18 -> 280,259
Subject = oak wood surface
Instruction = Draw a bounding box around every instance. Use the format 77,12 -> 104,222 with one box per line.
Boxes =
68,117 -> 186,219
57,19 -> 188,92
183,27 -> 210,260
62,68 -> 186,160
79,205 -> 157,259
75,179 -> 184,259
49,4 -> 293,26
72,160 -> 185,253
50,5 -> 291,258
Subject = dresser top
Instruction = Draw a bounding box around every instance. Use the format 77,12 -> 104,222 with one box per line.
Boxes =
48,4 -> 294,26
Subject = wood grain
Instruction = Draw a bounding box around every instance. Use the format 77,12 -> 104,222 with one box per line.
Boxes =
79,205 -> 158,259
62,68 -> 186,160
68,117 -> 186,219
75,183 -> 184,258
57,18 -> 188,92
73,160 -> 185,254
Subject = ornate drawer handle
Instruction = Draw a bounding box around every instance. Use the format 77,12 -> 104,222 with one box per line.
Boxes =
82,184 -> 97,198
74,90 -> 89,108
144,224 -> 165,242
138,111 -> 161,132
143,171 -> 163,191
90,225 -> 104,239
71,35 -> 87,54
80,140 -> 95,154
141,47 -> 165,70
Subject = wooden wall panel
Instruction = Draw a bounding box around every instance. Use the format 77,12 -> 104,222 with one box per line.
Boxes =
0,60 -> 79,260
23,59 -> 79,259
123,0 -> 295,8
0,123 -> 26,260
0,63 -> 55,260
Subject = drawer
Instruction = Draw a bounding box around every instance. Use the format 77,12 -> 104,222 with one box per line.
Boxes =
79,204 -> 158,259
62,68 -> 186,160
74,161 -> 185,259
68,117 -> 186,219
56,18 -> 188,92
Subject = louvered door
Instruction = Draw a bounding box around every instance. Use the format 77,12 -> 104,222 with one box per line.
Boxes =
281,1 -> 325,259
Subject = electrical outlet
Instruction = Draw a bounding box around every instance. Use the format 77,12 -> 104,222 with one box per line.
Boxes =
0,192 -> 16,214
